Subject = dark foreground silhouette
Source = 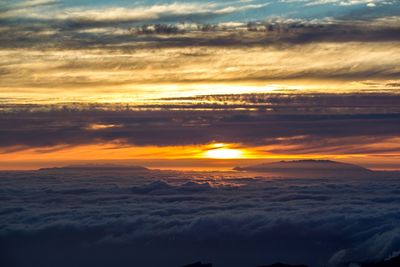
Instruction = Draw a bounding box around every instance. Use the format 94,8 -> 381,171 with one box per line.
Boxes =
257,263 -> 308,267
182,255 -> 400,267
183,262 -> 212,267
182,262 -> 306,267
362,254 -> 400,267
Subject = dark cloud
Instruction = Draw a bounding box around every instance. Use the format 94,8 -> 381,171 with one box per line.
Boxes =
1,19 -> 399,90
1,169 -> 400,267
1,18 -> 400,49
0,93 -> 399,154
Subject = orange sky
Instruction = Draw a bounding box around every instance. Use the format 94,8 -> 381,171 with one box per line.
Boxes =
1,142 -> 399,171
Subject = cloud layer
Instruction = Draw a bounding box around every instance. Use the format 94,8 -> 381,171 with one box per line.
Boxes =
1,93 -> 400,157
1,169 -> 400,267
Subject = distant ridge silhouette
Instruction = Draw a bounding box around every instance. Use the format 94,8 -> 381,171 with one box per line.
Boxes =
39,164 -> 149,171
180,255 -> 400,267
234,159 -> 369,171
233,159 -> 374,178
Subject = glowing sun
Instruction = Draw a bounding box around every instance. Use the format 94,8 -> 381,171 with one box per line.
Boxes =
204,146 -> 244,159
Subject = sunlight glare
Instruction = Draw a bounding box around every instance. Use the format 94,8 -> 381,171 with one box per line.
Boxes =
204,148 -> 244,159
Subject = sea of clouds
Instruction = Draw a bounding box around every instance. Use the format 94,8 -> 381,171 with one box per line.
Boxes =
1,169 -> 400,267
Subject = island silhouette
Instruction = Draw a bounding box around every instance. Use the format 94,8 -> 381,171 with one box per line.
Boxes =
233,159 -> 399,178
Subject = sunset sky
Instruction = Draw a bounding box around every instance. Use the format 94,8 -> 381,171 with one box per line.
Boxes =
2,2 -> 400,267
0,0 -> 399,170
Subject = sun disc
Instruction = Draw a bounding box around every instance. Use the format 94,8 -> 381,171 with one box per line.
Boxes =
204,148 -> 243,159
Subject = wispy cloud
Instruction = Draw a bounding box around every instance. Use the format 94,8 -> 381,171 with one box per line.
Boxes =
0,2 -> 268,23
0,0 -> 59,17
0,39 -> 399,101
282,0 -> 394,7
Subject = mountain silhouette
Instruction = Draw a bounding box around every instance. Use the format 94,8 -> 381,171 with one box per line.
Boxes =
234,159 -> 372,178
39,164 -> 149,171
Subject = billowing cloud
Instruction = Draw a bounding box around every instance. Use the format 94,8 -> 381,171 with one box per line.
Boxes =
1,169 -> 400,266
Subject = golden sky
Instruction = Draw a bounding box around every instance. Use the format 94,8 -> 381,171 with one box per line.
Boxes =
1,42 -> 400,103
1,1 -> 400,170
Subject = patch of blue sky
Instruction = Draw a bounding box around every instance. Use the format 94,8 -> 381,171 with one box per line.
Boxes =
2,0 -> 398,23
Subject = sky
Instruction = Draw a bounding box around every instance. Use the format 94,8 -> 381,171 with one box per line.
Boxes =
1,2 -> 400,267
0,0 -> 400,170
